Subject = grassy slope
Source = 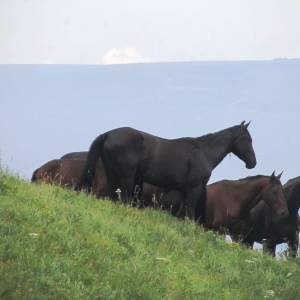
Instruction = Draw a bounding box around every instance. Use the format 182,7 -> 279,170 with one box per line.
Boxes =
0,171 -> 300,300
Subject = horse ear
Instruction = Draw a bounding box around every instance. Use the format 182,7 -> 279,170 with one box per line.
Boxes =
277,171 -> 283,180
243,121 -> 251,129
240,121 -> 251,129
270,171 -> 276,181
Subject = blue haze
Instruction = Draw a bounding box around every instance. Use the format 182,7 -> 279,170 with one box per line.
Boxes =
1,60 -> 299,183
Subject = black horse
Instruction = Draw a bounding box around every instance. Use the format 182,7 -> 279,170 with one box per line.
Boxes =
75,121 -> 257,221
243,176 -> 300,257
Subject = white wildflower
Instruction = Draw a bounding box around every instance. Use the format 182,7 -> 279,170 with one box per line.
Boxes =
244,259 -> 255,263
156,257 -> 170,261
266,290 -> 275,297
29,233 -> 38,238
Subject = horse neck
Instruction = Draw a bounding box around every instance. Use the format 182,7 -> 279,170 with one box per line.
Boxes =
238,178 -> 269,216
285,184 -> 300,213
199,128 -> 235,169
287,199 -> 300,215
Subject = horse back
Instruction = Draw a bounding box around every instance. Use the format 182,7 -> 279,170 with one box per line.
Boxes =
60,151 -> 88,159
34,159 -> 86,187
103,127 -> 145,159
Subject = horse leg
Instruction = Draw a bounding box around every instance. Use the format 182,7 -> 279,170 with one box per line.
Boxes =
106,151 -> 140,205
211,226 -> 229,243
290,244 -> 299,258
119,176 -> 136,204
133,177 -> 145,207
103,166 -> 120,201
172,195 -> 186,218
195,186 -> 207,224
263,240 -> 276,257
185,185 -> 204,221
287,233 -> 299,258
270,243 -> 277,257
241,240 -> 255,250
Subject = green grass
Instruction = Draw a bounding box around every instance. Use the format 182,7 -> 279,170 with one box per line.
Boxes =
1,169 -> 300,300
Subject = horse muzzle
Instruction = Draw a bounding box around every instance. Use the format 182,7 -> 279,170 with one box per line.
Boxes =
246,159 -> 257,169
243,152 -> 257,169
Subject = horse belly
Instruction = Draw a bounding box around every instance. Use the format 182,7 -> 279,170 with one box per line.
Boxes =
144,159 -> 208,192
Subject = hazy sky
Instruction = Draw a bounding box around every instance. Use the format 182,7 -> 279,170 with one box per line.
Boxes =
1,0 -> 300,64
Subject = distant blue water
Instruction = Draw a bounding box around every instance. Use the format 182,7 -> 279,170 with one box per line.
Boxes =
1,60 -> 299,256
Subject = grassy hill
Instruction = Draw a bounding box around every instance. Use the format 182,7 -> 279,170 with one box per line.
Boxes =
1,169 -> 300,300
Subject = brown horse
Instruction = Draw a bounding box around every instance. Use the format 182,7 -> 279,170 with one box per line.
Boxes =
156,173 -> 288,241
60,151 -> 88,159
76,121 -> 257,221
31,157 -> 151,205
243,176 -> 300,257
31,159 -> 107,198
204,172 -> 288,241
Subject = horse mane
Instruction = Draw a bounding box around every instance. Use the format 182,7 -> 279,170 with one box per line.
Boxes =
213,175 -> 269,185
285,176 -> 300,185
237,175 -> 268,181
237,175 -> 283,185
197,126 -> 238,141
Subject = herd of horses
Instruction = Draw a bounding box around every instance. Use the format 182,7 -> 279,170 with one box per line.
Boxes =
31,121 -> 300,257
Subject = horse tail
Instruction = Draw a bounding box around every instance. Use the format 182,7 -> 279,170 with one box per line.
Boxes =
31,168 -> 39,182
75,133 -> 107,191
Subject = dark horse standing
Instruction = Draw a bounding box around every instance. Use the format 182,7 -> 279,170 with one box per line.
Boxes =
75,121 -> 257,221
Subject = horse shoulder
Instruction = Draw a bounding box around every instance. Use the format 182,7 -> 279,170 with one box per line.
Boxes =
206,183 -> 229,228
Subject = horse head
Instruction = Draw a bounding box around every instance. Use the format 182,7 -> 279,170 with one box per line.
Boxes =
231,121 -> 257,169
262,171 -> 289,223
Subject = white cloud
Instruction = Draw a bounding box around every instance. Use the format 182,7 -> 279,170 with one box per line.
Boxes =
40,57 -> 54,64
102,47 -> 150,65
